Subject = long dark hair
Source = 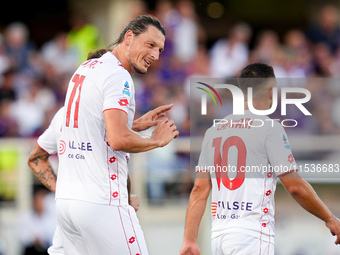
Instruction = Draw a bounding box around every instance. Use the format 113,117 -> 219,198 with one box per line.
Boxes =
87,14 -> 165,60
87,48 -> 108,59
110,14 -> 165,47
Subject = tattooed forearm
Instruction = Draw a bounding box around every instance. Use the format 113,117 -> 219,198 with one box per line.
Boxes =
29,150 -> 49,166
28,146 -> 57,192
31,164 -> 57,192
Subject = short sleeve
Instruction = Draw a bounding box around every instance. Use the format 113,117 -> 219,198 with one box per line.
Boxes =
265,121 -> 298,177
102,70 -> 133,114
197,128 -> 212,172
37,107 -> 64,155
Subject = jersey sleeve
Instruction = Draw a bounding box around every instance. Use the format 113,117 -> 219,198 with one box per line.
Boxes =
197,128 -> 212,172
102,70 -> 134,114
37,107 -> 64,155
265,121 -> 298,177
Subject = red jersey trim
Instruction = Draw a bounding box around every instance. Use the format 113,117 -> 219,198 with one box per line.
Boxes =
103,108 -> 128,115
277,169 -> 298,177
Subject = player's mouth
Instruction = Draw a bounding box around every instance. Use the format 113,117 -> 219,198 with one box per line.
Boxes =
144,58 -> 152,68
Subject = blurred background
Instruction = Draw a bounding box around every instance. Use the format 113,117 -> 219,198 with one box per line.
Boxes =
0,0 -> 340,254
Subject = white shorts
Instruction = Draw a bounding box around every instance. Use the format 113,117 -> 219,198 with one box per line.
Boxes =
55,199 -> 148,255
211,233 -> 274,255
48,225 -> 64,255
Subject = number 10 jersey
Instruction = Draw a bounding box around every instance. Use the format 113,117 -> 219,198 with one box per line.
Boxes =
197,111 -> 297,244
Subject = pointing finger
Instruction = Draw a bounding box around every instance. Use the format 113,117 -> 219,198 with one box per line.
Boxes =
153,104 -> 173,115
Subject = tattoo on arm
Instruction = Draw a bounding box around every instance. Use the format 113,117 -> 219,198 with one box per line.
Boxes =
28,146 -> 57,192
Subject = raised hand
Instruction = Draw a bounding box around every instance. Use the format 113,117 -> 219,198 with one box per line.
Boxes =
151,117 -> 179,147
132,104 -> 173,132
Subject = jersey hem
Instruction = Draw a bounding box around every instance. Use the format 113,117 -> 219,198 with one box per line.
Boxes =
37,142 -> 52,155
277,169 -> 298,177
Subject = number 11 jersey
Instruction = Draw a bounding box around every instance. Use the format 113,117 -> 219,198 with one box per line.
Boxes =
56,52 -> 135,206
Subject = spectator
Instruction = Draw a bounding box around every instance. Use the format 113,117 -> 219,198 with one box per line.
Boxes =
0,34 -> 10,76
173,0 -> 199,63
67,13 -> 104,63
306,4 -> 340,54
17,188 -> 56,255
0,100 -> 18,137
4,22 -> 34,73
41,32 -> 78,76
0,69 -> 16,103
9,80 -> 47,137
250,30 -> 280,64
154,0 -> 179,58
284,29 -> 313,76
312,43 -> 336,77
272,47 -> 307,78
209,22 -> 252,78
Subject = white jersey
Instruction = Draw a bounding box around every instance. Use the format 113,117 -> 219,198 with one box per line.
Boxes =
197,111 -> 297,244
56,52 -> 135,206
37,107 -> 64,156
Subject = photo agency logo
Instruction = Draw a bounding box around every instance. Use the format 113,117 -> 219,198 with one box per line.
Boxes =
196,82 -> 312,128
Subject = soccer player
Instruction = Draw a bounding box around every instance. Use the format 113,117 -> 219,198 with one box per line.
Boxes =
28,46 -> 167,255
180,63 -> 340,255
54,14 -> 178,255
28,104 -> 148,254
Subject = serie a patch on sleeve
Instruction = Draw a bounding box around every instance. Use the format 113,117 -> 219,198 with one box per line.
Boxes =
122,80 -> 131,97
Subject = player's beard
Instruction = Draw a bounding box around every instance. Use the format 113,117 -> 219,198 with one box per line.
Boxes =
127,46 -> 148,74
127,57 -> 147,74
133,62 -> 147,74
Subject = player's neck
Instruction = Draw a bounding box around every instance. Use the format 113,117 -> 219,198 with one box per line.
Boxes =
111,47 -> 134,75
244,100 -> 270,111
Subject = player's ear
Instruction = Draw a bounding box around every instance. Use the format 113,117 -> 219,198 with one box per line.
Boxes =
269,86 -> 273,100
124,30 -> 134,46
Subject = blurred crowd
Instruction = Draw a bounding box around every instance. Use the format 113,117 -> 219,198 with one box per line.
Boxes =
1,2 -> 340,253
1,1 -> 340,139
0,12 -> 102,138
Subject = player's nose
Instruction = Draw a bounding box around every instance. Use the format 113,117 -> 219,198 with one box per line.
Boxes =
150,48 -> 160,61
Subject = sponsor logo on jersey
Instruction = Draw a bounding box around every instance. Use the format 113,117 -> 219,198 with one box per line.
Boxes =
211,202 -> 217,219
129,237 -> 136,244
69,140 -> 93,151
288,154 -> 294,163
66,140 -> 92,160
122,81 -> 131,96
213,200 -> 252,220
282,134 -> 290,149
59,140 -> 66,155
217,200 -> 253,211
118,98 -> 129,106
